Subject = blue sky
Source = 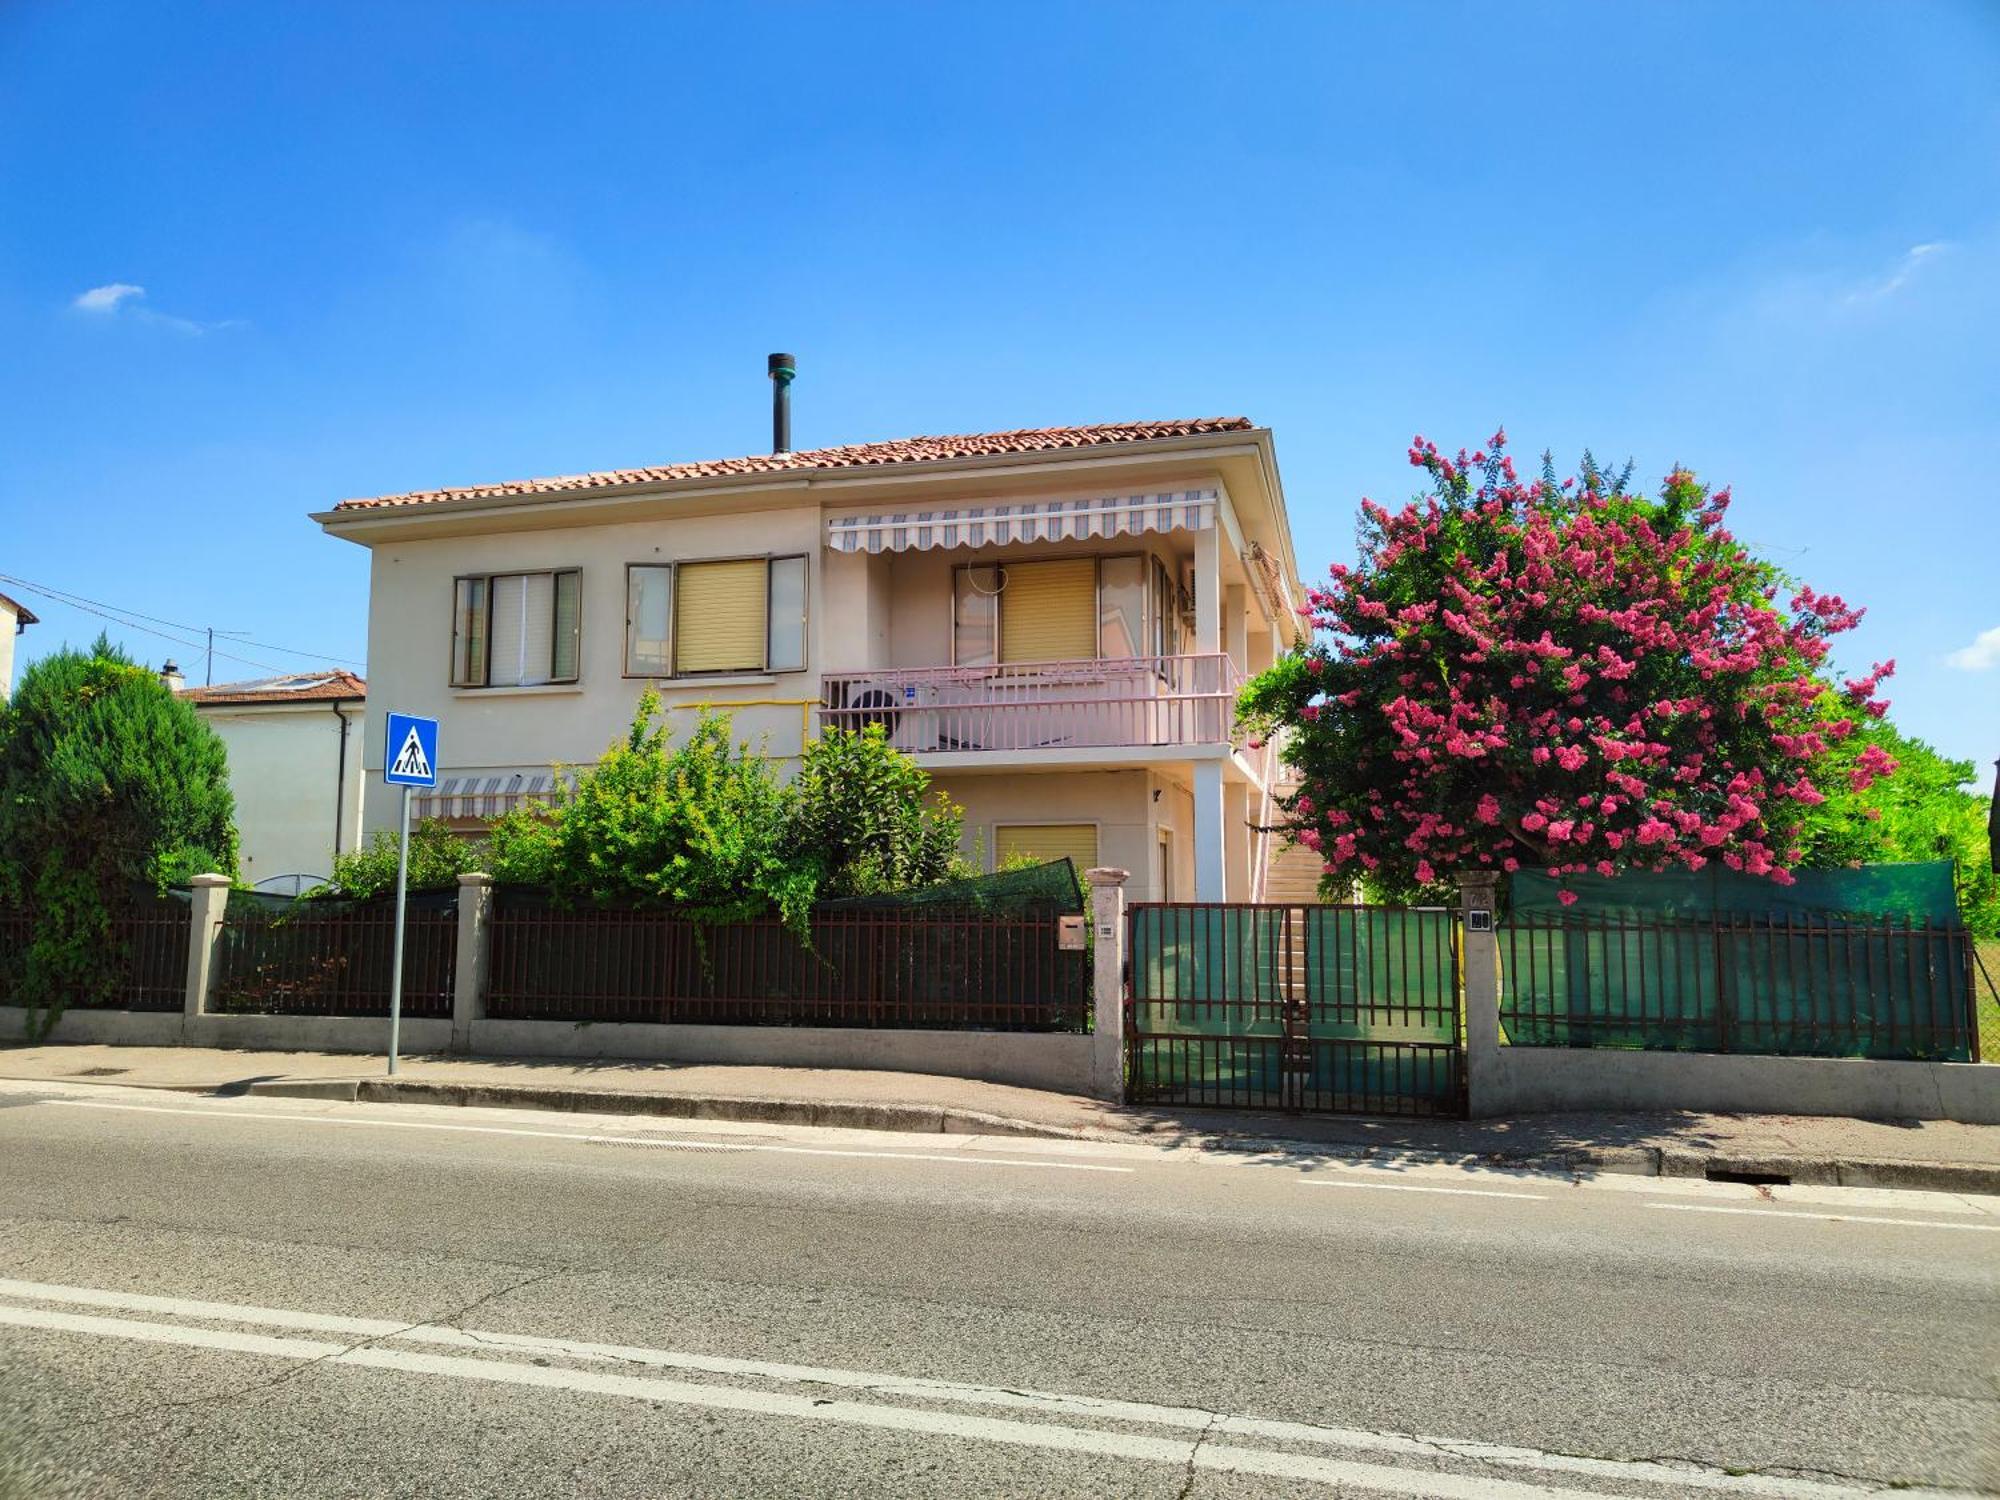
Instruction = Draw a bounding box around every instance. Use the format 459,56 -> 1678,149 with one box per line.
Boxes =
3,1 -> 1996,767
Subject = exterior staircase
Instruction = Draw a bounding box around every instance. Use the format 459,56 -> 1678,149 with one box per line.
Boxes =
1263,837 -> 1327,905
1257,773 -> 1327,906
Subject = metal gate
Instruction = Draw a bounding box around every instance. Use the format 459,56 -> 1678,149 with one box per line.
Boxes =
1126,902 -> 1464,1117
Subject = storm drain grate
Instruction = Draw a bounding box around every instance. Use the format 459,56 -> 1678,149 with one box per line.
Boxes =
1704,1166 -> 1792,1187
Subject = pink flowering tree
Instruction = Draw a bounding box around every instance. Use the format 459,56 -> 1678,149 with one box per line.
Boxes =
1239,432 -> 1892,904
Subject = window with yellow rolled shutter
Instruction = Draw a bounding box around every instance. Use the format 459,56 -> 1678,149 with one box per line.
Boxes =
674,558 -> 769,674
995,823 -> 1099,873
999,558 -> 1097,663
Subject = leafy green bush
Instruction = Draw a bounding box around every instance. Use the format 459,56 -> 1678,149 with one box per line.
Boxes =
323,818 -> 482,900
488,693 -> 814,926
0,637 -> 237,1035
1798,717 -> 1999,937
786,725 -> 965,897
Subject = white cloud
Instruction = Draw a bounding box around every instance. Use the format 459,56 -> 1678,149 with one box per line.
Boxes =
1945,625 -> 2000,672
67,282 -> 239,334
1842,242 -> 1950,305
73,282 -> 146,313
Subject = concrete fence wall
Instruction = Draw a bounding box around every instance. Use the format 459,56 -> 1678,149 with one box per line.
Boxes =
15,870 -> 1989,1122
1455,875 -> 2000,1125
2,871 -> 1117,1100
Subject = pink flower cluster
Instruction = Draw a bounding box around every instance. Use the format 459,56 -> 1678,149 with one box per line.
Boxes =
1258,432 -> 1887,896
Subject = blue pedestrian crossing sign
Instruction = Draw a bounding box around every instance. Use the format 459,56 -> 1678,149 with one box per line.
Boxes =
383,713 -> 440,788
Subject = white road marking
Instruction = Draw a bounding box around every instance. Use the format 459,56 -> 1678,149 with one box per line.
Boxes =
0,1279 -> 1962,1500
37,1099 -> 1131,1173
1649,1203 -> 2000,1233
1,1302 -> 1635,1500
1565,1171 -> 1999,1217
1303,1178 -> 1548,1201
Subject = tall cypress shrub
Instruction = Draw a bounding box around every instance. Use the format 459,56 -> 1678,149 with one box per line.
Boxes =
0,636 -> 237,1035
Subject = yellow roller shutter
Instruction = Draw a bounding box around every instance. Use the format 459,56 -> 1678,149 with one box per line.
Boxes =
675,559 -> 769,674
996,823 -> 1099,873
1000,559 -> 1096,663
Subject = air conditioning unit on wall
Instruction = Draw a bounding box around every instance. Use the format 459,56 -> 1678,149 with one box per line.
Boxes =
839,679 -> 942,753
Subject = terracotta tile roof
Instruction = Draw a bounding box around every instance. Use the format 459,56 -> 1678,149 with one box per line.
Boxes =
332,418 -> 1255,512
179,670 -> 366,706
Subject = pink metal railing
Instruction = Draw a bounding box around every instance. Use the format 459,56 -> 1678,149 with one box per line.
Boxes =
818,653 -> 1242,754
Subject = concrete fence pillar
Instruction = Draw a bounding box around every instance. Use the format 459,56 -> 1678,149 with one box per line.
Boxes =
452,873 -> 494,1055
1457,871 -> 1502,1118
1084,866 -> 1130,1102
182,874 -> 232,1019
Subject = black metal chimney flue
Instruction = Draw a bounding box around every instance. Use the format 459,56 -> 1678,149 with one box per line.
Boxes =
767,352 -> 796,453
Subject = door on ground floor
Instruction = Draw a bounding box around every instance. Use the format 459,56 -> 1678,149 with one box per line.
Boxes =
1125,902 -> 1464,1117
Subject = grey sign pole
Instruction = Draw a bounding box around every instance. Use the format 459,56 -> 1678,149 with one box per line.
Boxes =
387,781 -> 412,1076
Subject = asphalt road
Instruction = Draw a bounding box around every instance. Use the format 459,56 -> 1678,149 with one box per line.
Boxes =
0,1079 -> 1994,1499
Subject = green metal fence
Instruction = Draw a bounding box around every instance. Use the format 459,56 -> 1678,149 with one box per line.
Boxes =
1127,903 -> 1463,1116
1498,912 -> 1976,1062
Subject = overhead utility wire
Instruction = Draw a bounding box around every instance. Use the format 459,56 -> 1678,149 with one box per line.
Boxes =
0,572 -> 363,674
3,585 -> 295,677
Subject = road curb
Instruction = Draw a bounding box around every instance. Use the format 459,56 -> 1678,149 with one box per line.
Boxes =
240,1077 -> 1086,1140
1095,1129 -> 2000,1196
27,1069 -> 1998,1195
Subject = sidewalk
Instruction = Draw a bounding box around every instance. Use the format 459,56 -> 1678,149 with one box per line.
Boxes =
6,1041 -> 1998,1194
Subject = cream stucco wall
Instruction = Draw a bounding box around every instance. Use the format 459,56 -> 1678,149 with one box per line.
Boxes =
198,702 -> 366,883
343,468 -> 1279,908
929,766 -> 1221,908
0,601 -> 21,701
359,506 -> 825,835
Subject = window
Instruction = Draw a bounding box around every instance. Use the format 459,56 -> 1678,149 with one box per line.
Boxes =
1098,555 -> 1146,658
996,823 -> 1099,874
626,567 -> 672,676
954,565 -> 1001,669
623,556 -> 808,678
1151,558 -> 1185,658
998,559 -> 1097,663
452,570 -> 579,688
952,553 -> 1176,666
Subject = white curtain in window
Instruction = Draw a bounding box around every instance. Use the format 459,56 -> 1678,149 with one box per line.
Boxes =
488,573 -> 555,686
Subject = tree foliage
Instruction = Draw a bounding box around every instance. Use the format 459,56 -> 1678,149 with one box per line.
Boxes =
1796,719 -> 1998,936
0,637 -> 237,1033
785,725 -> 966,897
488,694 -> 811,925
484,696 -> 966,925
1240,433 -> 1884,903
323,818 -> 482,900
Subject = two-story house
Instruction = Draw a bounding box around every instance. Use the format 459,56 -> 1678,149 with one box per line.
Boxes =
313,411 -> 1305,904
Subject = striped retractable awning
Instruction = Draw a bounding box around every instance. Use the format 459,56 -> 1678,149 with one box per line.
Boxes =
413,772 -> 566,820
826,487 -> 1217,555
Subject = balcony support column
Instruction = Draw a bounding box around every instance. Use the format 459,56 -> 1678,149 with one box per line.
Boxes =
1193,759 -> 1226,901
1194,527 -> 1221,656
1224,584 -> 1247,676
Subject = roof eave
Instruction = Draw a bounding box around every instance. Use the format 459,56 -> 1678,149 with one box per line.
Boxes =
311,429 -> 1273,539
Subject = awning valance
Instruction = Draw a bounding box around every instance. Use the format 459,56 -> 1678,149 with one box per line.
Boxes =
414,772 -> 566,820
826,487 -> 1217,555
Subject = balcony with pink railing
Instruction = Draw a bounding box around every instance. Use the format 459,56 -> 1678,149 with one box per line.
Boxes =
817,654 -> 1242,756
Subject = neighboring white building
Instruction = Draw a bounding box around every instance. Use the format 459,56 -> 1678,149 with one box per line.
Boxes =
313,414 -> 1308,904
0,590 -> 37,700
173,669 -> 368,890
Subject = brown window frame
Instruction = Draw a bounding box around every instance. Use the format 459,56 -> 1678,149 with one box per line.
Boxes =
952,551 -> 1179,668
450,568 -> 582,689
620,553 -> 811,680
